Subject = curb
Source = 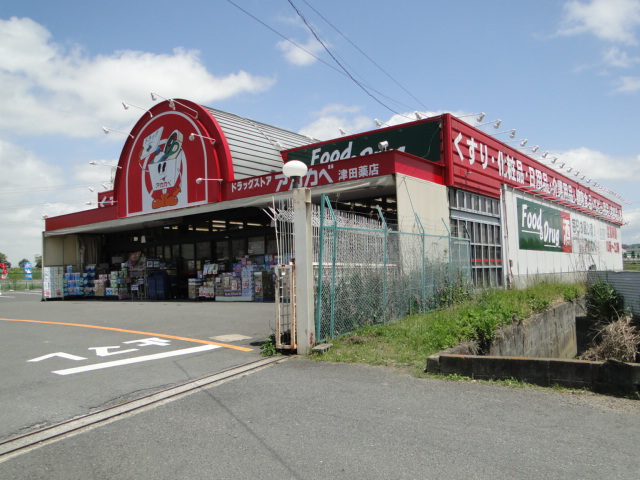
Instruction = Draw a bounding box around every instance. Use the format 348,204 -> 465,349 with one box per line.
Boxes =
426,353 -> 640,395
0,356 -> 286,462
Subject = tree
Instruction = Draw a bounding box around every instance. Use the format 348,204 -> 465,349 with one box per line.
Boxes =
18,259 -> 30,268
35,254 -> 42,268
0,252 -> 10,268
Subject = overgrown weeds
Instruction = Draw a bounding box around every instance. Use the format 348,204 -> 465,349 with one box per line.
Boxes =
312,281 -> 584,374
580,316 -> 640,363
260,334 -> 278,357
581,279 -> 640,363
586,280 -> 625,325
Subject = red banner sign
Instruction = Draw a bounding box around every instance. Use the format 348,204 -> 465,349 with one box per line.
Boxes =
447,116 -> 622,224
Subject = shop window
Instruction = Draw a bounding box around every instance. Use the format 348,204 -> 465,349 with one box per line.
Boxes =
248,236 -> 265,255
196,241 -> 211,259
231,238 -> 245,259
216,240 -> 229,262
267,237 -> 277,254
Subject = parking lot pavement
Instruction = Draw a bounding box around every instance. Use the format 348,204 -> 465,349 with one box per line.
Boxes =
1,357 -> 639,479
0,292 -> 276,442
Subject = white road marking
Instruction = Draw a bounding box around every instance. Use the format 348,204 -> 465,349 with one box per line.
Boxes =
28,352 -> 88,362
52,344 -> 220,375
89,346 -> 139,357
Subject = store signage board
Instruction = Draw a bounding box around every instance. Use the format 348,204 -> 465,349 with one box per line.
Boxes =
115,100 -> 232,218
518,198 -> 572,253
283,119 -> 442,166
227,153 -> 392,199
449,117 -> 622,224
226,150 -> 442,200
97,190 -> 114,208
121,113 -> 209,216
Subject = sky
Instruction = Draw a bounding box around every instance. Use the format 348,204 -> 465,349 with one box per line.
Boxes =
1,0 -> 640,266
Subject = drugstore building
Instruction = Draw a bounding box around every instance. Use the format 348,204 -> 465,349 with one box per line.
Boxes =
42,99 -> 623,300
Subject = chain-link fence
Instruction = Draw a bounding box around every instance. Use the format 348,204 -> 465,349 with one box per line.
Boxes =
269,195 -> 472,344
314,196 -> 471,342
0,269 -> 42,293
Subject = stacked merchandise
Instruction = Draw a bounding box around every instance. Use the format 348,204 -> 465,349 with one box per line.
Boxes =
43,266 -> 64,299
215,276 -> 225,298
83,264 -> 96,297
188,278 -> 202,300
94,274 -> 108,297
198,264 -> 218,299
253,271 -> 275,301
241,266 -> 254,298
221,272 -> 242,298
106,265 -> 130,299
64,271 -> 83,297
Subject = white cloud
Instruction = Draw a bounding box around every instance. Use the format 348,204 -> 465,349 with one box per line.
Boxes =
559,0 -> 640,45
276,37 -> 324,66
0,17 -> 275,138
603,46 -> 640,67
0,141 -> 116,264
0,140 -> 67,264
298,104 -> 372,140
0,139 -> 64,191
616,75 -> 640,91
554,147 -> 640,182
621,207 -> 640,243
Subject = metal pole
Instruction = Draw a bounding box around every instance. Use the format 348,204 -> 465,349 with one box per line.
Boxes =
315,196 -> 326,343
293,187 -> 314,354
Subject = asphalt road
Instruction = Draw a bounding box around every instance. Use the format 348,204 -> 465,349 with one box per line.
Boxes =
0,358 -> 639,479
0,291 -> 275,442
1,291 -> 639,479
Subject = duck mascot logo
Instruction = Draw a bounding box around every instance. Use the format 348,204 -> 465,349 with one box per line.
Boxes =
139,126 -> 186,210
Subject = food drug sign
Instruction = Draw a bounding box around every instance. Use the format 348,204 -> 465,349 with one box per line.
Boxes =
518,199 -> 572,253
284,120 -> 441,166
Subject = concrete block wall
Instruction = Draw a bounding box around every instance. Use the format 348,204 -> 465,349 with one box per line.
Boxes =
425,298 -> 640,395
489,300 -> 580,359
426,354 -> 640,395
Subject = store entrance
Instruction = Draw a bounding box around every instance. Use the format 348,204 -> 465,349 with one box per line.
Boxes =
95,207 -> 278,302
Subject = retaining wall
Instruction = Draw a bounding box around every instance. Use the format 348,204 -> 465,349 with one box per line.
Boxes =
425,298 -> 640,395
426,354 -> 640,395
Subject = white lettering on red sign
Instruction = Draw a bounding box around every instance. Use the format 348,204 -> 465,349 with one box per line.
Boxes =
231,161 -> 380,194
454,131 -> 622,223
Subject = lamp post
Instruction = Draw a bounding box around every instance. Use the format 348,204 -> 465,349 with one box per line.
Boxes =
281,160 -> 314,354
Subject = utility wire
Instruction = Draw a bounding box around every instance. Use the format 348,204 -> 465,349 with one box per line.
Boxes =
1,183 -> 104,195
286,0 -> 406,118
301,0 -> 430,112
0,199 -> 92,210
226,0 -> 415,118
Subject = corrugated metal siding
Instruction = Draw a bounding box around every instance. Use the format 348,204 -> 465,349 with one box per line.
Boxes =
588,270 -> 640,316
204,108 -> 317,179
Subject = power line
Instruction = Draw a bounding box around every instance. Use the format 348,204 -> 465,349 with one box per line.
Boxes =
0,199 -> 91,210
300,0 -> 429,112
0,183 -> 102,195
225,0 -> 416,117
285,0 -> 405,118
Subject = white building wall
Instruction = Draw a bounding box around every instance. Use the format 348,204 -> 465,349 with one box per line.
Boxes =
43,234 -> 80,269
503,188 -> 623,288
395,174 -> 449,236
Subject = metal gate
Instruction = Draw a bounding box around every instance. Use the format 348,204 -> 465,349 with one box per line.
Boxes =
269,194 -> 473,347
275,264 -> 296,350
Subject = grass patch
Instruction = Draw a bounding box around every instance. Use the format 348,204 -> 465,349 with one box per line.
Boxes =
311,281 -> 585,376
